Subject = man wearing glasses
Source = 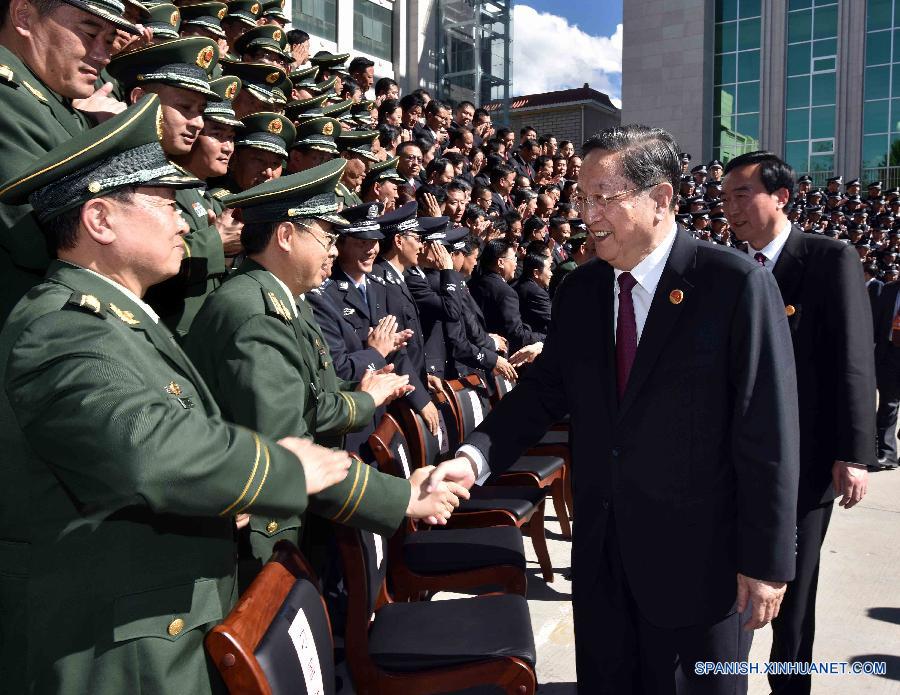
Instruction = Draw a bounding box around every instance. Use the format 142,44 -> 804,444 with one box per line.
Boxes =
433,125 -> 801,694
396,141 -> 424,189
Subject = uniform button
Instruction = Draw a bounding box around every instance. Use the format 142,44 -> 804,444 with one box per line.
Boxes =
167,618 -> 185,637
266,521 -> 279,534
601,499 -> 610,510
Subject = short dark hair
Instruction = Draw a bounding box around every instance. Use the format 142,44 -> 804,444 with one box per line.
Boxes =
520,125 -> 536,137
489,163 -> 515,185
241,219 -> 279,254
43,188 -> 135,254
549,215 -> 569,230
399,93 -> 425,112
522,251 -> 548,280
447,179 -> 468,195
479,238 -> 513,273
396,140 -> 422,158
377,98 -> 400,124
374,77 -> 398,96
3,0 -> 62,27
449,127 -> 472,145
426,156 -> 452,180
340,77 -> 360,99
425,99 -> 449,117
582,124 -> 681,210
286,29 -> 309,47
722,150 -> 796,199
412,88 -> 431,100
456,100 -> 475,113
416,184 -> 446,205
377,123 -> 400,148
348,56 -> 374,73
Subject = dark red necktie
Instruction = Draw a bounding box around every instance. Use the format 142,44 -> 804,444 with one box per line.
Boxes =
754,252 -> 767,266
616,272 -> 638,401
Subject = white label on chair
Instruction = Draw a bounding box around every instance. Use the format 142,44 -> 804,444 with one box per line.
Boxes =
288,608 -> 325,695
374,534 -> 384,570
504,378 -> 513,391
467,390 -> 484,427
397,444 -> 410,478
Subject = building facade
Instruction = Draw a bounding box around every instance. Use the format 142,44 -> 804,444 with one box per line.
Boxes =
287,0 -> 510,113
622,0 -> 900,185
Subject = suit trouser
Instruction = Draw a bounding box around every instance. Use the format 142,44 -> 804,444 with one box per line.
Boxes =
875,350 -> 900,461
768,501 -> 834,695
573,512 -> 752,695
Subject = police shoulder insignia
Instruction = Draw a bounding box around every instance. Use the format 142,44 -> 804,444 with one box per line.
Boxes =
67,292 -> 104,318
108,303 -> 140,325
343,307 -> 355,316
338,281 -> 349,290
22,80 -> 47,103
369,274 -> 385,285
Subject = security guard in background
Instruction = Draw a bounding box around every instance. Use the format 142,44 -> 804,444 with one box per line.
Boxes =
0,96 -> 352,695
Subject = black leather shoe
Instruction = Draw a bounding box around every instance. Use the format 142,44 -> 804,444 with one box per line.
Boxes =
871,456 -> 899,470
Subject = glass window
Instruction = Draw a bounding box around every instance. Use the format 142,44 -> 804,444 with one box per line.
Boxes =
740,0 -> 761,17
785,141 -> 809,172
868,30 -> 893,66
891,98 -> 900,131
714,85 -> 737,115
789,0 -> 811,9
737,81 -> 760,113
786,75 -> 811,108
293,0 -> 337,41
811,72 -> 836,105
813,5 -> 838,39
715,53 -> 737,84
788,9 -> 813,43
735,113 -> 759,140
810,105 -> 835,138
868,0 -> 894,32
865,99 -> 891,134
738,18 -> 761,50
738,50 -> 760,82
787,42 -> 811,75
716,21 -> 737,53
812,56 -> 836,72
809,154 -> 834,172
716,0 -> 738,22
813,38 -> 837,57
353,0 -> 393,61
786,108 -> 810,140
889,135 -> 900,165
868,65 -> 892,101
863,134 -> 889,168
810,138 -> 834,154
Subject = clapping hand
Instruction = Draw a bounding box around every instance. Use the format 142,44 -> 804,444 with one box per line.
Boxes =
278,436 -> 352,494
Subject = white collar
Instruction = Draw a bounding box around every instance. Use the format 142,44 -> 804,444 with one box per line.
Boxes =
613,223 -> 678,297
62,261 -> 160,324
747,218 -> 792,265
269,271 -> 298,318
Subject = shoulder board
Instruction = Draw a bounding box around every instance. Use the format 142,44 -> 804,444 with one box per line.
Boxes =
21,80 -> 48,103
0,64 -> 17,87
65,292 -> 105,318
337,281 -> 349,290
210,188 -> 230,199
264,289 -> 293,323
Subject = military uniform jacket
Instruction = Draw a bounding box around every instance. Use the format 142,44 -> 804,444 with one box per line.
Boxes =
470,270 -> 546,352
405,265 -> 464,377
549,259 -> 577,297
0,46 -> 92,323
336,181 -> 363,208
516,277 -> 552,336
0,262 -> 311,695
184,259 -> 407,561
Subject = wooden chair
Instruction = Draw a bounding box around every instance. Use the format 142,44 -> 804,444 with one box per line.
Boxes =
391,395 -> 555,583
335,523 -> 538,695
368,414 -> 528,600
206,541 -> 336,695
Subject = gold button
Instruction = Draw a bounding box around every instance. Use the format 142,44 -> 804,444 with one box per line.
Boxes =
785,304 -> 796,317
266,521 -> 278,534
167,618 -> 185,637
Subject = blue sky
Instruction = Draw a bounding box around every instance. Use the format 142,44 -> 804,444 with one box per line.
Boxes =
511,2 -> 623,105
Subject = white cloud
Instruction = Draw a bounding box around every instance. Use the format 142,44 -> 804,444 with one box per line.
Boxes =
511,5 -> 622,104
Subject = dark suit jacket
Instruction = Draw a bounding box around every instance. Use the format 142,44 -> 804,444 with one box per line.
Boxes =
465,229 -> 800,629
868,278 -> 885,324
447,281 -> 500,378
874,281 -> 900,362
488,190 -> 513,217
470,271 -> 545,352
770,228 -> 876,508
516,277 -> 552,335
404,266 -> 463,377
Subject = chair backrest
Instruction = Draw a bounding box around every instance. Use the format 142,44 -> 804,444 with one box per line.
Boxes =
368,414 -> 414,480
446,376 -> 493,441
434,389 -> 463,452
206,541 -> 336,695
492,374 -> 517,404
388,400 -> 444,469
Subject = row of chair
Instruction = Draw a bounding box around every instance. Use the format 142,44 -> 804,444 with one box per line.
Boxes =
206,374 -> 572,694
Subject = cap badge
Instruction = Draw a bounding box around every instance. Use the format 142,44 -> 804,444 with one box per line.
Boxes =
250,2 -> 260,14
322,122 -> 334,136
669,289 -> 684,305
87,181 -> 102,194
165,381 -> 183,396
224,81 -> 237,99
170,10 -> 179,25
266,71 -> 280,84
196,46 -> 214,69
217,7 -> 227,18
272,29 -> 282,41
785,304 -> 796,317
367,204 -> 379,218
267,118 -> 283,134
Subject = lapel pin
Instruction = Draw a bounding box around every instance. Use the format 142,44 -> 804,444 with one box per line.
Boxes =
785,304 -> 796,316
165,381 -> 183,396
669,289 -> 684,305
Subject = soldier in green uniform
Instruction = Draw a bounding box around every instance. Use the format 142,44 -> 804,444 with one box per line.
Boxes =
179,1 -> 231,65
185,160 -> 461,585
0,95 -> 357,695
288,63 -> 321,100
222,60 -> 290,117
220,0 -> 260,58
226,111 -> 294,192
258,0 -> 288,27
233,24 -> 292,68
548,224 -> 592,297
309,49 -> 349,94
0,0 -> 140,323
287,115 -> 340,174
144,3 -> 181,40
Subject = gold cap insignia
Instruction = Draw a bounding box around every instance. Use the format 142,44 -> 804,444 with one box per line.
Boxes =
265,71 -> 280,84
217,6 -> 226,18
109,303 -> 140,325
785,304 -> 796,316
669,289 -> 684,305
267,118 -> 283,134
322,122 -> 334,136
165,381 -> 183,396
272,29 -> 282,41
196,46 -> 214,69
224,81 -> 237,99
87,181 -> 102,193
170,9 -> 179,25
250,2 -> 260,14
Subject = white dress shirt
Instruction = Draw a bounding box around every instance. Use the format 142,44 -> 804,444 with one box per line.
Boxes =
459,222 -> 678,483
64,261 -> 161,324
745,218 -> 792,269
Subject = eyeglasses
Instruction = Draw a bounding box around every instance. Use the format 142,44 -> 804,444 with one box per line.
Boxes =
573,184 -> 657,215
402,155 -> 423,162
297,223 -> 338,251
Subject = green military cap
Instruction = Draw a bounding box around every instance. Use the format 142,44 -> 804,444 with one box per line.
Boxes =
223,0 -> 260,26
223,158 -> 349,226
145,3 -> 181,38
284,93 -> 329,120
205,76 -> 242,126
108,36 -> 220,98
178,1 -> 228,37
309,50 -> 349,70
234,25 -> 291,61
260,0 -> 287,22
0,95 -> 199,221
364,156 -> 406,187
235,112 -> 295,158
59,0 -> 142,35
350,99 -> 375,127
336,129 -> 379,162
322,98 -> 353,119
306,75 -> 338,96
222,61 -> 290,105
292,117 -> 340,154
288,65 -> 318,86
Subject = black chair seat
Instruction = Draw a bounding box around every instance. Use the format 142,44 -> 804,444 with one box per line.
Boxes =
537,430 -> 569,446
403,526 -> 526,574
456,485 -> 546,518
368,593 -> 536,672
496,455 -> 563,480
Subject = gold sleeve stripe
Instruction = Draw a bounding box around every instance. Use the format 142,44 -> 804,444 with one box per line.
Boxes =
337,392 -> 357,435
341,461 -> 370,523
238,443 -> 271,514
220,432 -> 261,516
331,457 -> 361,521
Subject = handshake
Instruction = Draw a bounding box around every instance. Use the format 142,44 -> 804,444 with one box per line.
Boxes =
276,437 -> 479,526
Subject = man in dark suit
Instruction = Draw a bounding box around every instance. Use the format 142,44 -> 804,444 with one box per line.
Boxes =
865,263 -> 884,323
516,251 -> 553,335
488,163 -> 517,217
873,279 -> 900,470
722,151 -> 875,695
431,125 -> 800,694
